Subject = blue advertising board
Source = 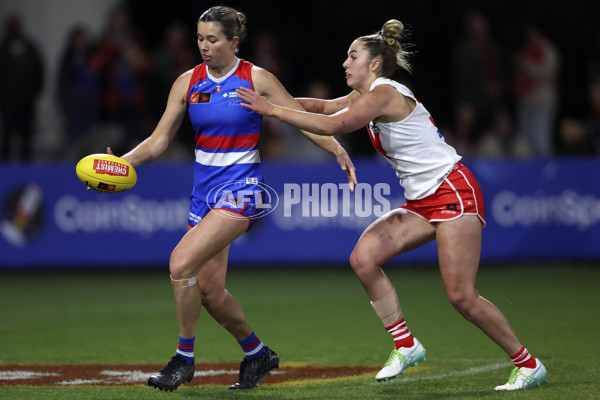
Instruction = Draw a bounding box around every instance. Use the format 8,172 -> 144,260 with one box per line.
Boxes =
1,158 -> 598,269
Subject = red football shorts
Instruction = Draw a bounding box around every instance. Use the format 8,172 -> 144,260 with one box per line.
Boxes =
400,163 -> 486,226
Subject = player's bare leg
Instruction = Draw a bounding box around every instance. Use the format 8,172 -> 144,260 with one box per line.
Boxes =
149,211 -> 249,391
435,215 -> 522,355
195,244 -> 252,340
169,210 -> 249,338
436,215 -> 547,390
168,210 -> 278,390
350,208 -> 435,300
350,209 -> 434,381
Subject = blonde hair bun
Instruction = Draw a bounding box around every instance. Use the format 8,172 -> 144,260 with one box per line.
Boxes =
380,19 -> 405,47
358,19 -> 412,76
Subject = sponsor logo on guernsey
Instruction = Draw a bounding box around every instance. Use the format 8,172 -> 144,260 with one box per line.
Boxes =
441,209 -> 458,215
436,164 -> 457,184
93,159 -> 129,177
368,122 -> 380,133
188,212 -> 202,224
190,92 -> 211,104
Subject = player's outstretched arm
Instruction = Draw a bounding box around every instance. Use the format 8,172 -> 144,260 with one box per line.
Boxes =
250,67 -> 357,190
296,91 -> 359,115
237,85 -> 383,137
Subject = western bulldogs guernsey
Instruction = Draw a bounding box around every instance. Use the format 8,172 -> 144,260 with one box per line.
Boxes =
186,58 -> 263,202
366,77 -> 462,200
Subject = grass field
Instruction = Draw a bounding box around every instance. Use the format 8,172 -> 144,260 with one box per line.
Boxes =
1,262 -> 599,399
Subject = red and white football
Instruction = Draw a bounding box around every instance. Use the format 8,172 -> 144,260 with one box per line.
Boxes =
76,154 -> 137,193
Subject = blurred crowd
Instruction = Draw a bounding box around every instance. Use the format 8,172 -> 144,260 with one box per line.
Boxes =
1,7 -> 599,162
445,11 -> 600,159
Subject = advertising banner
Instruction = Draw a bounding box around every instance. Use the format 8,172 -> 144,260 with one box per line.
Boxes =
1,159 -> 598,269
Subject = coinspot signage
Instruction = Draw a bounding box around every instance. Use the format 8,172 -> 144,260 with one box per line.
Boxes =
472,159 -> 600,259
0,159 -> 598,269
0,163 -> 191,267
230,159 -> 600,263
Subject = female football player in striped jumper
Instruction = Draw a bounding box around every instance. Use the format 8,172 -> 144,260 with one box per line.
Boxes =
113,6 -> 356,392
237,19 -> 546,391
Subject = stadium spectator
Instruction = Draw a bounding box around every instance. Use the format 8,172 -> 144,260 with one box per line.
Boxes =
282,80 -> 340,160
0,14 -> 44,161
250,31 -> 295,159
478,107 -> 531,158
251,31 -> 295,92
237,19 -> 548,391
451,12 -> 504,153
557,116 -> 592,155
587,77 -> 600,154
95,6 -> 151,155
110,5 -> 356,392
512,24 -> 560,157
56,25 -> 103,160
586,27 -> 600,85
442,101 -> 479,158
147,20 -> 200,159
555,74 -> 600,156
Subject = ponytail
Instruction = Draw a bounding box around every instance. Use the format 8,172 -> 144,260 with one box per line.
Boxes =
358,19 -> 412,76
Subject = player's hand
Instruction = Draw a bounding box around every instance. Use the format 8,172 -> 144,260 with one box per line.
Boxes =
236,87 -> 274,117
336,150 -> 357,192
86,147 -> 115,191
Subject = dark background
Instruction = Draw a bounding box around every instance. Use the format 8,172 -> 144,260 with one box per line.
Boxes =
128,0 -> 597,121
1,0 -> 599,160
119,0 -> 600,157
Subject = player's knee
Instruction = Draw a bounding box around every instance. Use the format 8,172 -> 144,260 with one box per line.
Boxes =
198,284 -> 226,309
196,279 -> 213,298
349,248 -> 363,270
350,248 -> 374,278
198,287 -> 215,307
169,250 -> 195,280
447,290 -> 477,316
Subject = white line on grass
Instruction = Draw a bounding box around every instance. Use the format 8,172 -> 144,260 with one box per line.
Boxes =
369,362 -> 512,386
193,369 -> 238,377
0,371 -> 61,380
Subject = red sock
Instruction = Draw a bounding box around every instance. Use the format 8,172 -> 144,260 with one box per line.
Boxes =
385,318 -> 415,349
511,346 -> 537,369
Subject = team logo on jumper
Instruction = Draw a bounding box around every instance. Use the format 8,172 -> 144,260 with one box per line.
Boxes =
190,92 -> 211,104
223,91 -> 238,98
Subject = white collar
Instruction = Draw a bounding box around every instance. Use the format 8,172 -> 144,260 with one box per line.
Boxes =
207,58 -> 240,83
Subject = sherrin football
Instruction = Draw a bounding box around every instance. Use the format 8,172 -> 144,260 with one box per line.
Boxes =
76,154 -> 137,193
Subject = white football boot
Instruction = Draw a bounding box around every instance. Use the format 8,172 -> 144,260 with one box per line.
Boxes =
494,358 -> 547,391
375,338 -> 426,381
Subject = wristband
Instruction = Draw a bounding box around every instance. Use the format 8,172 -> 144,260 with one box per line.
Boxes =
272,106 -> 283,120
